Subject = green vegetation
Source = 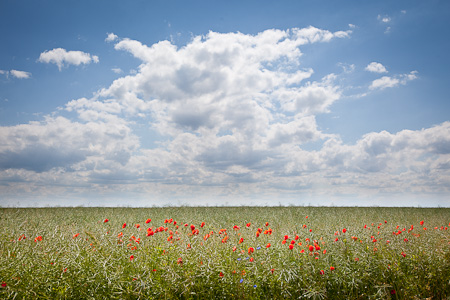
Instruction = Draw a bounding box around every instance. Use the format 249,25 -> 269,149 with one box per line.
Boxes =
0,206 -> 449,299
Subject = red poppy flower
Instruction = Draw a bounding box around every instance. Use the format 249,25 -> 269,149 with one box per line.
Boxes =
271,268 -> 274,274
265,222 -> 269,226
104,219 -> 109,223
390,289 -> 396,295
266,243 -> 271,248
219,272 -> 224,277
330,266 -> 335,271
122,223 -> 126,228
420,220 -> 424,225
281,240 -> 287,245
34,236 -> 43,242
319,270 -> 324,275
342,228 -> 347,233
308,245 -> 314,252
289,244 -> 294,250
72,233 -> 79,238
177,258 -> 183,265
246,223 -> 251,227
190,224 -> 195,231
1,282 -> 6,288
130,255 -> 134,261
145,219 -> 151,224
239,237 -> 244,244
249,257 -> 254,262
284,235 -> 289,240
201,222 -> 205,228
248,247 -> 255,254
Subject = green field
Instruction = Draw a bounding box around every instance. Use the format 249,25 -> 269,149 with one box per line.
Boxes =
0,206 -> 449,299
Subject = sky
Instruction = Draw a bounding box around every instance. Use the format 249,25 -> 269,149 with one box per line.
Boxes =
1,0 -> 449,207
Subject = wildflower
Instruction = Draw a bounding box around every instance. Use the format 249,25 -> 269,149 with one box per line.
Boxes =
309,245 -> 314,252
253,285 -> 257,288
232,246 -> 237,252
145,219 -> 151,224
401,252 -> 406,257
271,268 -> 275,274
265,222 -> 269,226
104,219 -> 109,223
248,247 -> 255,254
342,228 -> 347,233
177,258 -> 183,265
315,245 -> 321,251
354,257 -> 359,261
390,289 -> 396,295
319,269 -> 325,275
404,238 -> 409,242
130,255 -> 134,261
323,249 -> 327,254
300,249 -> 305,253
330,266 -> 335,271
240,279 -> 244,283
1,282 -> 6,288
289,244 -> 294,250
281,240 -> 287,245
284,235 -> 289,240
239,237 -> 244,244
420,220 -> 424,225
201,222 -> 205,228
34,236 -> 43,242
233,225 -> 240,230
246,222 -> 251,227
249,257 -> 254,262
122,223 -> 126,228
219,272 -> 224,277
266,243 -> 271,248
72,233 -> 79,238
290,240 -> 295,245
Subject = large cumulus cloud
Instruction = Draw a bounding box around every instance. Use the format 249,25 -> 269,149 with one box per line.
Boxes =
1,27 -> 448,206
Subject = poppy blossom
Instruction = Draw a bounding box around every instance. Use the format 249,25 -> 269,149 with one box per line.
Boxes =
246,222 -> 251,227
289,244 -> 294,250
330,266 -> 335,271
390,290 -> 396,295
265,222 -> 269,226
249,257 -> 254,262
34,236 -> 43,242
104,219 -> 109,223
201,222 -> 205,228
122,223 -> 126,228
284,235 -> 289,240
308,245 -> 314,252
177,258 -> 183,265
420,220 -> 424,225
271,268 -> 274,274
219,272 -> 224,277
248,247 -> 254,254
72,233 -> 79,238
130,255 -> 134,261
342,228 -> 347,233
266,243 -> 271,248
319,270 -> 324,275
145,219 -> 151,224
239,237 -> 244,244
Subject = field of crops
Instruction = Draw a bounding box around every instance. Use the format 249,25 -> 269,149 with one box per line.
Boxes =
0,206 -> 449,299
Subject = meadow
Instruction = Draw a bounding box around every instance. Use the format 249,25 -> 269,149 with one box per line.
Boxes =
0,206 -> 449,299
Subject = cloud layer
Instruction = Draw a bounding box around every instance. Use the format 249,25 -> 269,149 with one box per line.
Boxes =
1,27 -> 448,206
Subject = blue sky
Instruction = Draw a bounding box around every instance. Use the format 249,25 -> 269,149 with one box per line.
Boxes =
1,0 -> 449,207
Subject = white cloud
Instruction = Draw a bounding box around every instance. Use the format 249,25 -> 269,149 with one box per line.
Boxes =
38,48 -> 99,71
111,68 -> 123,74
377,14 -> 391,23
105,33 -> 118,42
365,62 -> 388,73
2,27 -> 447,206
369,71 -> 418,90
0,69 -> 32,79
10,70 -> 32,79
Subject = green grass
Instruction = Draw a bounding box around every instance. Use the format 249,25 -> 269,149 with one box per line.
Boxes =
0,206 -> 449,299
